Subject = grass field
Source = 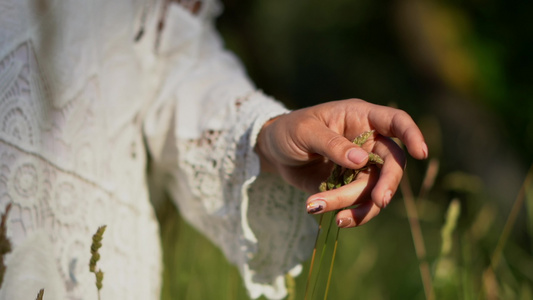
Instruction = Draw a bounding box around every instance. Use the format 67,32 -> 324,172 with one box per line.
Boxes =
156,159 -> 533,300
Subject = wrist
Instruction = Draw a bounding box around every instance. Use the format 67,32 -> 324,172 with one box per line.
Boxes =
255,116 -> 280,174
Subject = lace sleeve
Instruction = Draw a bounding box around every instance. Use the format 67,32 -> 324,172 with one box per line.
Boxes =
143,3 -> 317,299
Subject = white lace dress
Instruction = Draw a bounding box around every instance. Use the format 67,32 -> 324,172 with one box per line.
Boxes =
0,1 -> 317,299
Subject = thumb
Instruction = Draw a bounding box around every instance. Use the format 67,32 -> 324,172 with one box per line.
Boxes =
304,124 -> 369,169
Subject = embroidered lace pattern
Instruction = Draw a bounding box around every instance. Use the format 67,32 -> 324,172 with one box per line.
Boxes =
0,1 -> 317,299
0,40 -> 161,300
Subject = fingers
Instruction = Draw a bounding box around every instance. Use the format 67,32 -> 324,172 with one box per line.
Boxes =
279,160 -> 335,194
305,134 -> 407,229
302,121 -> 370,170
306,134 -> 406,211
370,135 -> 406,208
306,167 -> 378,214
301,100 -> 427,164
306,194 -> 383,228
336,202 -> 382,228
366,104 -> 428,160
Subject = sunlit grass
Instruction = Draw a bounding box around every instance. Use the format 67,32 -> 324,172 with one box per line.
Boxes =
155,158 -> 533,300
304,212 -> 339,300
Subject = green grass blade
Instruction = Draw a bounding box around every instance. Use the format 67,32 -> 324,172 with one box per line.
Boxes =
324,222 -> 340,300
311,211 -> 336,299
304,214 -> 324,300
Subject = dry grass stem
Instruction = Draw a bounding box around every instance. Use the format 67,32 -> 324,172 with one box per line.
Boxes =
477,163 -> 533,299
489,163 -> 533,270
419,158 -> 440,200
400,171 -> 435,300
482,268 -> 499,300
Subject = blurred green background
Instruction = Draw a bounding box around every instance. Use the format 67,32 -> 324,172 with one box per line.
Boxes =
157,0 -> 533,299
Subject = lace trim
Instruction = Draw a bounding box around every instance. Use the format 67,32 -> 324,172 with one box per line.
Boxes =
0,36 -> 161,300
0,140 -> 161,300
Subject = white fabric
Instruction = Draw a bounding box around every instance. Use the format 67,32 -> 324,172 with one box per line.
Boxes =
0,1 -> 317,299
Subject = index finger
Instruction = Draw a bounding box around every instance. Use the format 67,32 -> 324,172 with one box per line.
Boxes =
367,106 -> 428,160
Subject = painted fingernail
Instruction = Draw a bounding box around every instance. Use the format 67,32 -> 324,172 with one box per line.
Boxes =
337,217 -> 353,228
382,190 -> 393,208
307,200 -> 326,214
422,142 -> 429,159
347,148 -> 368,165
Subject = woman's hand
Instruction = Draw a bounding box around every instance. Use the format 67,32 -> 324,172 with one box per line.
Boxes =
255,99 -> 428,228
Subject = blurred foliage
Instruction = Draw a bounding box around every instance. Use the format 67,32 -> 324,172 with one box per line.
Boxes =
218,0 -> 533,162
158,0 -> 533,299
157,198 -> 251,299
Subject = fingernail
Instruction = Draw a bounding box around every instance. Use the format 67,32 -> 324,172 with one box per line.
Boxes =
347,148 -> 368,165
382,190 -> 392,208
307,200 -> 326,214
337,217 -> 353,228
422,142 -> 429,159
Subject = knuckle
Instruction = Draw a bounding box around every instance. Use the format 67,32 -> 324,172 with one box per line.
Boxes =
390,110 -> 414,138
392,108 -> 410,122
395,108 -> 410,118
325,135 -> 348,152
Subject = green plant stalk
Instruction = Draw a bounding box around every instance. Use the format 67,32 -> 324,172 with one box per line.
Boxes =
90,225 -> 107,300
304,214 -> 324,300
311,212 -> 335,299
460,235 -> 474,300
440,199 -> 461,256
306,130 -> 383,300
305,211 -> 340,300
433,198 -> 461,299
286,273 -> 296,300
324,223 -> 340,300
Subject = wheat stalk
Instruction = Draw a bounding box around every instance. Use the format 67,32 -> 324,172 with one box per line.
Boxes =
305,130 -> 383,299
35,289 -> 44,300
90,225 -> 107,300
